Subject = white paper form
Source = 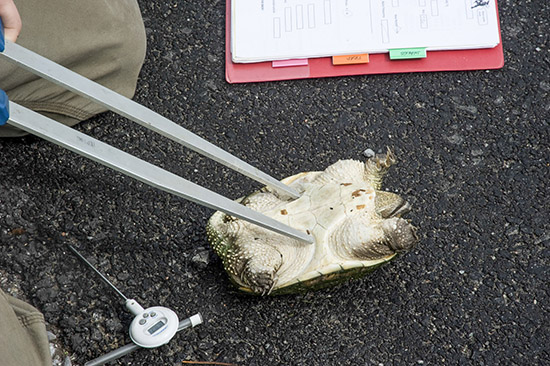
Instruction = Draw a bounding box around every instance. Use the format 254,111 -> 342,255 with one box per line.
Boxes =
230,0 -> 501,63
366,0 -> 500,52
231,0 -> 373,63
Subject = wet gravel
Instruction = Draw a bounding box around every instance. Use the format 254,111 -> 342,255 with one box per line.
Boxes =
1,1 -> 549,365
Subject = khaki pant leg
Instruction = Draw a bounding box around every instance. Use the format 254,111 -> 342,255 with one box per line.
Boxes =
0,0 -> 147,137
0,289 -> 52,366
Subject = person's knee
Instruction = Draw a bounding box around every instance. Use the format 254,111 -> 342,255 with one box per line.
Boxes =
94,1 -> 147,99
0,0 -> 147,137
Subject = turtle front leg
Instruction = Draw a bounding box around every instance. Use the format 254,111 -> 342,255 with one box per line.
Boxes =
331,214 -> 418,261
381,217 -> 418,253
364,148 -> 396,190
350,217 -> 418,259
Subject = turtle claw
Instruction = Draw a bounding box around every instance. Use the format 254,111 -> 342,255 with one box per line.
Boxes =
241,264 -> 278,296
373,148 -> 396,171
365,148 -> 396,190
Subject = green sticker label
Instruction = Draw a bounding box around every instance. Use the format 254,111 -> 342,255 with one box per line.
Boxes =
389,48 -> 427,60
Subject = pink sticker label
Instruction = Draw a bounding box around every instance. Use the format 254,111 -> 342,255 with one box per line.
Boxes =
272,59 -> 309,68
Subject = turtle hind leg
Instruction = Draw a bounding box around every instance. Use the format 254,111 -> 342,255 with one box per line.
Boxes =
241,256 -> 281,295
230,238 -> 283,295
364,148 -> 396,190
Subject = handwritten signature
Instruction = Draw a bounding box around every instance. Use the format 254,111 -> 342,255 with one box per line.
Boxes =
471,0 -> 490,8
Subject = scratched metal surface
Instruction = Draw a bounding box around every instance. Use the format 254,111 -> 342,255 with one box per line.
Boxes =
0,1 -> 548,365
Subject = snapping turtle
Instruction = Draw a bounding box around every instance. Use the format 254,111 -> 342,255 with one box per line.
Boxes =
207,149 -> 418,295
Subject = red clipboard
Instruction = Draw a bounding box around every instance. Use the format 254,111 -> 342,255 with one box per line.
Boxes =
225,1 -> 504,84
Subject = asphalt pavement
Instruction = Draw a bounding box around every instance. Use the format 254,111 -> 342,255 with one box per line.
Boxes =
0,1 -> 548,365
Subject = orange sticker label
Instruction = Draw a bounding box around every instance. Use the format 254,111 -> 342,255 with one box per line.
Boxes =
332,54 -> 369,65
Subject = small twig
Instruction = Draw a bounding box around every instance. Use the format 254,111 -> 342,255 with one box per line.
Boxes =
182,361 -> 238,366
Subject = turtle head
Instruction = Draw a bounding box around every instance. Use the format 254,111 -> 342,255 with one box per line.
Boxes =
375,191 -> 411,218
